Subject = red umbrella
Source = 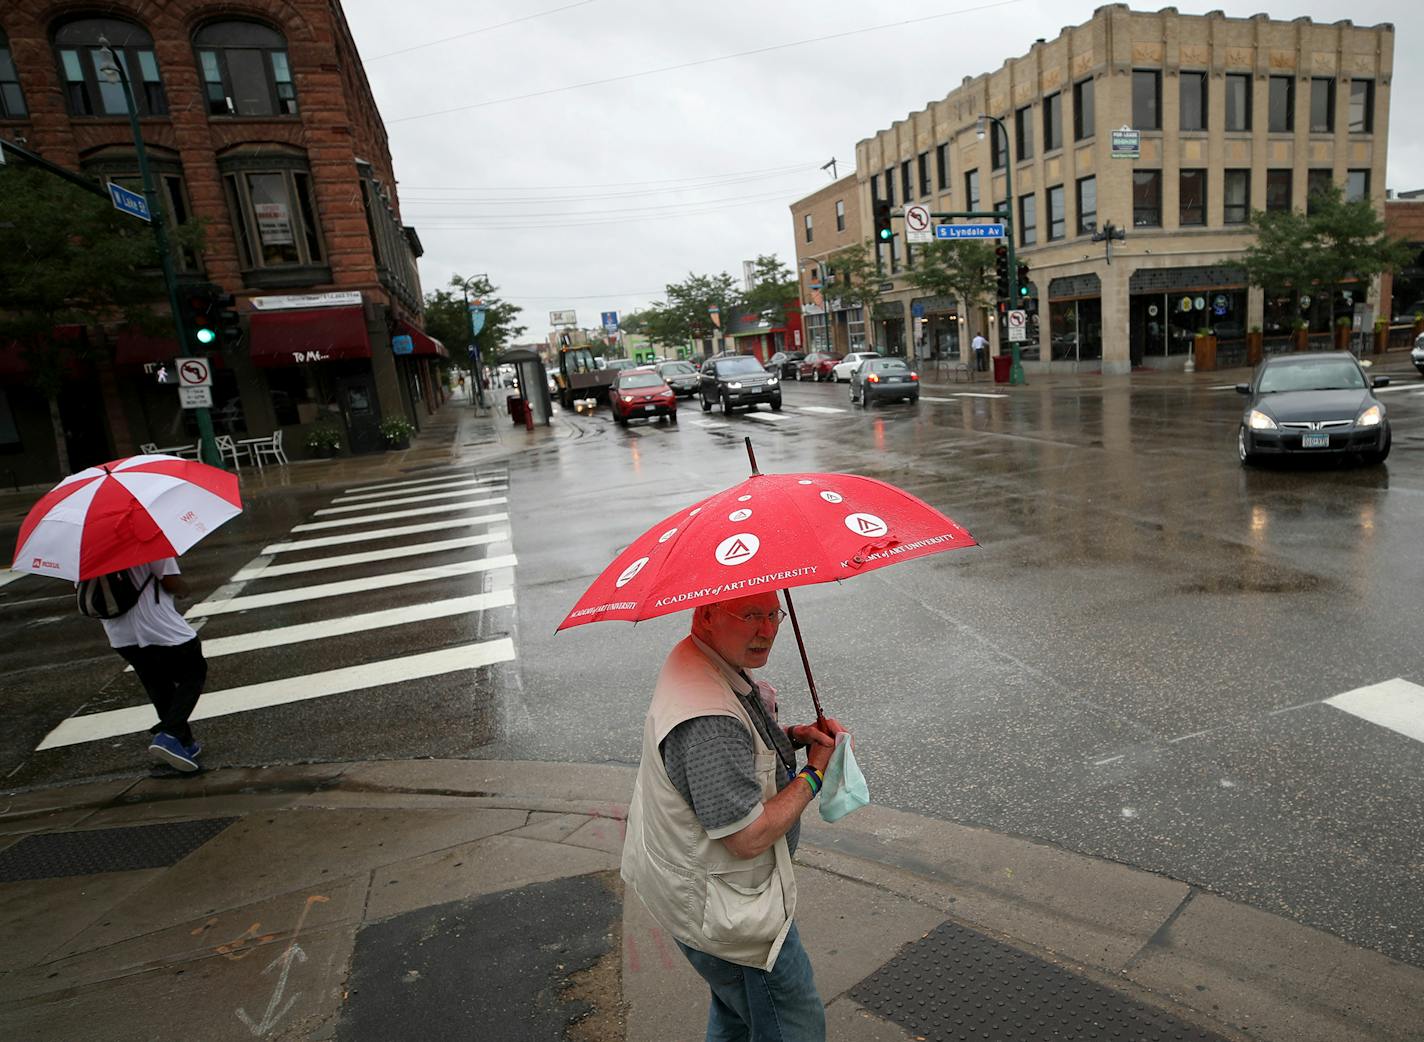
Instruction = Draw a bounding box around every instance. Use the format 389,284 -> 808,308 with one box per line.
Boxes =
560,440 -> 977,722
12,453 -> 242,582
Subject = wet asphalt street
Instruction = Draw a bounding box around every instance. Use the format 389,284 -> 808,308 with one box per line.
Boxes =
3,367 -> 1423,970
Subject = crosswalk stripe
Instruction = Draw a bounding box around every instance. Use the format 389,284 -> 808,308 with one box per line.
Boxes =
292,497 -> 508,532
955,392 -> 1009,399
1372,385 -> 1414,394
192,591 -> 515,660
187,554 -> 518,616
0,570 -> 27,590
745,412 -> 787,423
1209,384 -> 1239,391
333,476 -> 505,503
343,468 -> 504,494
796,405 -> 846,414
315,485 -> 507,515
691,420 -> 729,429
261,513 -> 508,554
231,531 -> 510,581
919,395 -> 956,402
37,638 -> 517,750
1325,678 -> 1424,744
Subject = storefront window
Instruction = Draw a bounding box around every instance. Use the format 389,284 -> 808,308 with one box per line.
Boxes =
1049,299 -> 1101,362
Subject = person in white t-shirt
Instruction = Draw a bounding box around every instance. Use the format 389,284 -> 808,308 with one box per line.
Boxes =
971,333 -> 989,371
100,558 -> 208,773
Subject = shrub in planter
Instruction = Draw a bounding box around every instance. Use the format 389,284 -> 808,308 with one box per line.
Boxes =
305,423 -> 341,458
1193,328 -> 1217,371
379,416 -> 416,449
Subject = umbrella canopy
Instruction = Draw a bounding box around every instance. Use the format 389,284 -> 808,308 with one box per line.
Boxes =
12,454 -> 242,582
559,470 -> 976,631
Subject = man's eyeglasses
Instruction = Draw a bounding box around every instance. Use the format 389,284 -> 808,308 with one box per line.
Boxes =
718,606 -> 787,626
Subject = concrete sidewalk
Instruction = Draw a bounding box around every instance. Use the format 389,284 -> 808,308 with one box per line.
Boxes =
0,760 -> 1417,1042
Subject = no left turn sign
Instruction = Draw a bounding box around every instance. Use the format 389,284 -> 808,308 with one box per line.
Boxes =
904,204 -> 932,243
176,357 -> 212,388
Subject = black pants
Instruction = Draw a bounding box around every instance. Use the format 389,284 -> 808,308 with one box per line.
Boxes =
116,638 -> 207,746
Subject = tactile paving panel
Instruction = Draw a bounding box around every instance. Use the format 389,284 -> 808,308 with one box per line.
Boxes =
851,920 -> 1230,1042
0,818 -> 236,882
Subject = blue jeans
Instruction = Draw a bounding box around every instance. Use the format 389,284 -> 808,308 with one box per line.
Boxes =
675,922 -> 825,1042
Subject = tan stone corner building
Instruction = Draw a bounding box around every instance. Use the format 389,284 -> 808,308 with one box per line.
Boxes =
817,4 -> 1393,374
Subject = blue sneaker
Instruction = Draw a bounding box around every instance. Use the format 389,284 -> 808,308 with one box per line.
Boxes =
185,739 -> 202,759
148,732 -> 199,773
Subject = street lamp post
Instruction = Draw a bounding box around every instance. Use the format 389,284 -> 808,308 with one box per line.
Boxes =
97,39 -> 222,465
458,274 -> 490,410
977,114 -> 1026,386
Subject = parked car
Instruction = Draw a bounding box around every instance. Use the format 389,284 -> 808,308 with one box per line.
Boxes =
831,351 -> 882,382
602,357 -> 638,373
700,355 -> 782,415
1236,352 -> 1390,466
655,360 -> 701,397
764,351 -> 807,379
1411,332 -> 1424,376
798,352 -> 841,382
850,357 -> 920,406
610,368 -> 678,426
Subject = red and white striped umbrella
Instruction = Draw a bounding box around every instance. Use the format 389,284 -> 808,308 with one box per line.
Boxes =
11,454 -> 242,582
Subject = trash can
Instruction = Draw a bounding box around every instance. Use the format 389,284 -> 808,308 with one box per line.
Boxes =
506,395 -> 527,425
992,354 -> 1012,384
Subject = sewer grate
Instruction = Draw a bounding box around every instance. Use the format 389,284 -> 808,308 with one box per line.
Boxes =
851,920 -> 1231,1042
0,818 -> 237,882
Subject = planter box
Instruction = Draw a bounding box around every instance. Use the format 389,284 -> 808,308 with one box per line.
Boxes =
1333,326 -> 1351,350
1193,334 -> 1217,372
1293,328 -> 1310,351
1374,328 -> 1389,354
1246,332 -> 1264,367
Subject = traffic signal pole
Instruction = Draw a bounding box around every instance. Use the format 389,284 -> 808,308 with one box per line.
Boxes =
100,40 -> 221,466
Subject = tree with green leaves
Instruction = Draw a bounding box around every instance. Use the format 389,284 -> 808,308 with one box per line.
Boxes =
1232,183 -> 1413,330
738,254 -> 799,327
0,164 -> 204,476
447,274 -> 526,366
824,243 -> 885,347
907,240 -> 997,316
662,271 -> 740,350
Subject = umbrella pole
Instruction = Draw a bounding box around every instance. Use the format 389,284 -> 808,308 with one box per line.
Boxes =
744,437 -> 760,476
781,587 -> 826,728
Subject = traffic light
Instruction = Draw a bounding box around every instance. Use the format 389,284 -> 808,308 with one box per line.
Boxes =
211,292 -> 243,349
1017,262 -> 1031,298
178,283 -> 219,349
994,245 -> 1010,300
873,199 -> 893,242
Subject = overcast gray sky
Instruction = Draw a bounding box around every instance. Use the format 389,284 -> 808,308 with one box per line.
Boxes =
343,0 -> 1419,339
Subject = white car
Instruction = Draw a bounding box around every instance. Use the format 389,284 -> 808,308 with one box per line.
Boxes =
830,352 -> 882,383
1412,332 -> 1424,376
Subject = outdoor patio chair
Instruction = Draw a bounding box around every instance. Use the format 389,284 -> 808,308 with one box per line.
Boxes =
139,442 -> 159,454
251,430 -> 289,469
214,434 -> 246,469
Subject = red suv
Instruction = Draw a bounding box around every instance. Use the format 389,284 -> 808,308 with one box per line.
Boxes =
610,368 -> 678,426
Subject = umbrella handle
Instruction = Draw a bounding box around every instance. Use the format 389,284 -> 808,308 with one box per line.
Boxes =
744,437 -> 760,476
781,587 -> 826,729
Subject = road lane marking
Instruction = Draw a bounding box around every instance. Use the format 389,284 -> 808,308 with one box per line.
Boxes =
261,513 -> 509,554
691,420 -> 729,429
231,531 -> 510,581
919,395 -> 957,402
745,412 -> 787,422
186,555 -> 518,616
181,592 -> 515,661
796,406 -> 846,414
38,638 -> 517,750
1210,384 -> 1239,391
333,476 -> 505,503
0,571 -> 27,590
1325,678 -> 1424,744
343,468 -> 503,494
314,485 -> 507,515
955,392 -> 1009,399
291,497 -> 508,531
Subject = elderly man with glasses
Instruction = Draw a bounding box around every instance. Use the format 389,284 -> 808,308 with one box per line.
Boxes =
622,589 -> 846,1042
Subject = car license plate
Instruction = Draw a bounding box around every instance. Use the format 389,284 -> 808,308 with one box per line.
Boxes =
644,404 -> 656,412
1301,432 -> 1329,448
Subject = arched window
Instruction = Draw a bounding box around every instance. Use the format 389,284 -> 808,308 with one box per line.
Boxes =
194,21 -> 296,117
1,28 -> 28,117
53,17 -> 167,116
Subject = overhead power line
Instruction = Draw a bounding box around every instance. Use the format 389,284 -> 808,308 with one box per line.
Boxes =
398,164 -> 818,202
387,0 -> 1025,124
366,1 -> 598,62
407,186 -> 796,219
414,191 -> 796,231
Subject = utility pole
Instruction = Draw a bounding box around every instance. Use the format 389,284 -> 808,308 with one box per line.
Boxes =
977,115 -> 1025,386
98,39 -> 221,467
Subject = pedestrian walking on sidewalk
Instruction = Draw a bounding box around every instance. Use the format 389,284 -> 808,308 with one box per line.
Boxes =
972,332 -> 988,371
95,558 -> 208,773
621,589 -> 845,1041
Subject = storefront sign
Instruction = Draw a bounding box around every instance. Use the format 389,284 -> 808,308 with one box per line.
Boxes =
1111,126 -> 1140,159
254,202 -> 294,245
251,292 -> 363,311
549,309 -> 577,326
392,334 -> 414,355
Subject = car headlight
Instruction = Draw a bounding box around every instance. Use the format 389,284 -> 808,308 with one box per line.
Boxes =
1357,404 -> 1382,427
767,377 -> 779,385
727,382 -> 742,389
1248,409 -> 1277,430
621,395 -> 635,403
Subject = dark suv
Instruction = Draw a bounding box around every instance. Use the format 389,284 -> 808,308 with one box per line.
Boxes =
700,355 -> 782,415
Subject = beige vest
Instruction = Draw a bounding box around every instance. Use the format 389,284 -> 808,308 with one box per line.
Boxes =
621,636 -> 797,971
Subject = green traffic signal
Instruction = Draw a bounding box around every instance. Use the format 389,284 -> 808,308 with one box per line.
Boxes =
195,327 -> 216,344
879,228 -> 892,241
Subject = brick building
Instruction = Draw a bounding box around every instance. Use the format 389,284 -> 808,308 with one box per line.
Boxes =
1383,191 -> 1424,323
789,173 -> 868,356
798,5 -> 1394,374
0,0 -> 442,483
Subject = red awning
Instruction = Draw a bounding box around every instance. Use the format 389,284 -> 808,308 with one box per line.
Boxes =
1,326 -> 89,378
249,306 -> 372,368
115,328 -> 179,366
399,322 -> 448,359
